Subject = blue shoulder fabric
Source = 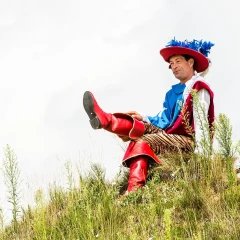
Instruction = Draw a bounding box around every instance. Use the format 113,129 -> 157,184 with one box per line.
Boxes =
147,83 -> 186,129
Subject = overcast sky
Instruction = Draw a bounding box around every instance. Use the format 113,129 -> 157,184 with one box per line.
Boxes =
0,0 -> 239,223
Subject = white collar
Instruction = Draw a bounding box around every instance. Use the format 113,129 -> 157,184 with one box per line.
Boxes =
183,72 -> 207,102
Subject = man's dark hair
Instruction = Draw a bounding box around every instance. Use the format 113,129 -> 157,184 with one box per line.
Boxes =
168,54 -> 194,62
182,54 -> 195,69
182,54 -> 193,61
168,54 -> 195,70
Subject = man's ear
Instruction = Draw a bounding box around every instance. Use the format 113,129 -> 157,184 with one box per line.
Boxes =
188,58 -> 194,68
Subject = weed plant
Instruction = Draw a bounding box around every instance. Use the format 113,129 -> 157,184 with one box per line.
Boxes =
1,106 -> 240,239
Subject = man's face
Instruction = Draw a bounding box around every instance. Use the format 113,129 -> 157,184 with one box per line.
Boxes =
169,55 -> 194,83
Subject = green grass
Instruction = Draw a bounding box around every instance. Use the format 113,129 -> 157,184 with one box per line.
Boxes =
1,114 -> 240,239
1,154 -> 240,239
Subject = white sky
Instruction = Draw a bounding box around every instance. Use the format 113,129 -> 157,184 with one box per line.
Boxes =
0,0 -> 239,223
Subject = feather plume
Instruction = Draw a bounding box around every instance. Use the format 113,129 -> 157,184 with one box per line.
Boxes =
166,37 -> 214,57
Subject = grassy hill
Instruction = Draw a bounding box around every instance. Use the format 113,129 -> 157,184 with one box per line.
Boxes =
1,114 -> 240,239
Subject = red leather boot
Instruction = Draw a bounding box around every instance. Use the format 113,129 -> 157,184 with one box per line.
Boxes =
127,156 -> 149,192
123,141 -> 163,193
123,141 -> 163,166
83,91 -> 145,139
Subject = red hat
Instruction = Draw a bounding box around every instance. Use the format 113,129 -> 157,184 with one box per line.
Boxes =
160,39 -> 214,73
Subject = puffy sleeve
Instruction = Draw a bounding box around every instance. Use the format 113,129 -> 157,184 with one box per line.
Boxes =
193,89 -> 211,153
141,94 -> 171,129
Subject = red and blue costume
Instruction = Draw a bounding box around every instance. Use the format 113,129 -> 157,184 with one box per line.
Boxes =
83,38 -> 215,193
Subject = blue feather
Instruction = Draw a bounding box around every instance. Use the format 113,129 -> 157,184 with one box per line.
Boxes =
166,37 -> 214,57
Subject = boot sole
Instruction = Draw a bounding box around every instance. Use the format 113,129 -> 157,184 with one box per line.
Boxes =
83,91 -> 101,129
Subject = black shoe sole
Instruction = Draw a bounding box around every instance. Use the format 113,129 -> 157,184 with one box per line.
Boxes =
83,91 -> 101,129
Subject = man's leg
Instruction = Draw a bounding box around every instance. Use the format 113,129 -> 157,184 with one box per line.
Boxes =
127,155 -> 149,192
123,141 -> 163,193
122,123 -> 193,193
83,91 -> 145,139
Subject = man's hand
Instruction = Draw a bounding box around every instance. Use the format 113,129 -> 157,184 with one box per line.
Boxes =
125,111 -> 143,121
117,111 -> 143,142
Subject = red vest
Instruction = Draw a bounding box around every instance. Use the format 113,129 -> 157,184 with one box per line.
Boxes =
165,81 -> 214,137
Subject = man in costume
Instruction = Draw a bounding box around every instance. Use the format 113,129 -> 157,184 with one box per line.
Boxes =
83,38 -> 215,193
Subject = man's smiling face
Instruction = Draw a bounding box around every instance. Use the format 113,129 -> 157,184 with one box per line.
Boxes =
169,55 -> 195,83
